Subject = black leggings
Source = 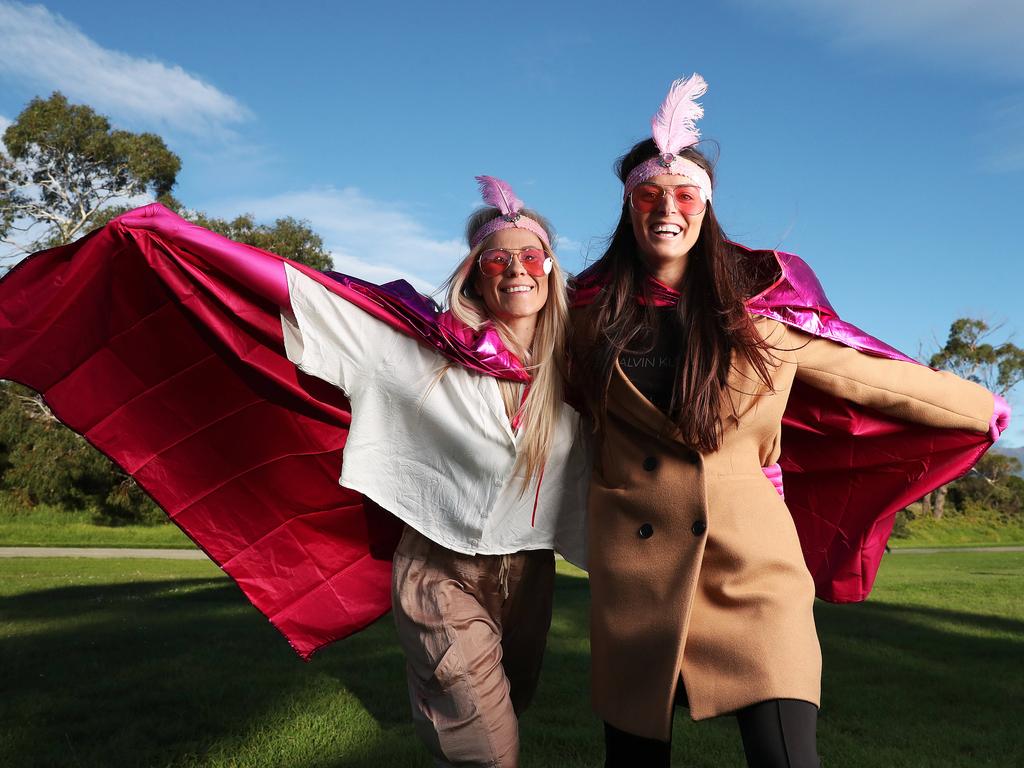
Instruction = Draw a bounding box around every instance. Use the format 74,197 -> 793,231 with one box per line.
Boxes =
604,698 -> 821,768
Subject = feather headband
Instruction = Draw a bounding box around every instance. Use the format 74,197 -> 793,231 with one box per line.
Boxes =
470,175 -> 552,250
623,73 -> 713,204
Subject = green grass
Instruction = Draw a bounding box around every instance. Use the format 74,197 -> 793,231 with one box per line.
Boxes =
891,511 -> 1024,549
1,554 -> 1021,766
0,502 -> 193,548
3,494 -> 1023,551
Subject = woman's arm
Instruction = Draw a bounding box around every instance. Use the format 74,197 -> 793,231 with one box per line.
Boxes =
786,325 -> 996,433
281,263 -> 399,396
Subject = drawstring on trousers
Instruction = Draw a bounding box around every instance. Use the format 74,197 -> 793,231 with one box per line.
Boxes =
498,554 -> 512,599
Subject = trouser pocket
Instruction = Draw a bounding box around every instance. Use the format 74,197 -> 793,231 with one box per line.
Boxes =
406,637 -> 504,765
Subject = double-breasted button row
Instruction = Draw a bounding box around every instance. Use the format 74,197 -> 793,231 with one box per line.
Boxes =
637,521 -> 706,539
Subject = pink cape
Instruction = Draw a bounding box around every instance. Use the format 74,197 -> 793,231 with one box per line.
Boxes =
0,204 -> 526,660
0,207 -> 993,660
571,246 -> 994,603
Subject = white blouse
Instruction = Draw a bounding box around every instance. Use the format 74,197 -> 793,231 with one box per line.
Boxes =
280,264 -> 589,568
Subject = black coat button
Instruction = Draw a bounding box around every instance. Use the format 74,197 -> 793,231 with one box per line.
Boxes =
691,519 -> 707,536
642,456 -> 658,472
638,523 -> 654,539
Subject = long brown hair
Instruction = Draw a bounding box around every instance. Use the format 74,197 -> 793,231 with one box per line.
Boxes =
576,138 -> 775,452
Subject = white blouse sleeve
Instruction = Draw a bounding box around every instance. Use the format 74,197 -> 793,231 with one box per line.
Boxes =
280,263 -> 399,396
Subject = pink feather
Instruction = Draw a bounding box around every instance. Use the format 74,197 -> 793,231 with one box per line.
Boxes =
475,175 -> 524,217
650,73 -> 708,155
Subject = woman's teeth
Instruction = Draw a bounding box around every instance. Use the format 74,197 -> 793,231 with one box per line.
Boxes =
501,285 -> 533,293
652,224 -> 682,237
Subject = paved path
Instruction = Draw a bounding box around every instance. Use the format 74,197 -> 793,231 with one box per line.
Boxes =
0,545 -> 1022,559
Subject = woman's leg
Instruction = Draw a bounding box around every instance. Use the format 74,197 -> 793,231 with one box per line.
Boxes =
391,528 -> 548,768
497,549 -> 555,715
602,674 -> 679,768
735,699 -> 821,768
603,721 -> 672,767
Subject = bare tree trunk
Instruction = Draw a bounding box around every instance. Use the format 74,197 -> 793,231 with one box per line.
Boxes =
920,493 -> 932,517
932,485 -> 949,519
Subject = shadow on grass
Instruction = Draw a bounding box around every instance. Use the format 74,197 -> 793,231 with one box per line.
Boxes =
1,570 -> 1021,767
0,572 -> 596,768
814,600 -> 1023,767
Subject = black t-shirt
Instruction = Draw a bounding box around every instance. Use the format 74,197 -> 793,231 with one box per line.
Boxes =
618,307 -> 681,413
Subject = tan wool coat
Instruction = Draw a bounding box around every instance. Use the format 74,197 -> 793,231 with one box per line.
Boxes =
575,313 -> 994,741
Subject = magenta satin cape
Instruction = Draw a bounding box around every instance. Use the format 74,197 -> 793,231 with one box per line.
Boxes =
0,204 -> 528,660
0,207 -> 992,661
571,247 -> 993,603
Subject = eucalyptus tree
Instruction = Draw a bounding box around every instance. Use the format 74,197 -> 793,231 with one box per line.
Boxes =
0,92 -> 180,264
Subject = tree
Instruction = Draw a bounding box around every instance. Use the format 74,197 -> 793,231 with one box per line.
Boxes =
1,92 -> 180,263
93,202 -> 333,270
0,382 -> 161,523
189,211 -> 333,271
930,318 -> 1024,395
924,318 -> 1024,518
946,453 -> 1024,522
1,92 -> 334,525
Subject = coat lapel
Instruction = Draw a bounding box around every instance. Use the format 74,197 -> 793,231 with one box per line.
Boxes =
608,360 -> 685,443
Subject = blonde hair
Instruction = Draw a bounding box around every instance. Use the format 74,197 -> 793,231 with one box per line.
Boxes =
436,207 -> 569,493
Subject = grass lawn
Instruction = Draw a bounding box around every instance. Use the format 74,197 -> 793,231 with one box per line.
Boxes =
890,512 -> 1024,549
5,497 -> 1024,552
0,504 -> 193,548
1,553 -> 1021,767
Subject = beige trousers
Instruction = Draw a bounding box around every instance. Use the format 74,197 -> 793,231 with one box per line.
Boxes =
391,526 -> 555,768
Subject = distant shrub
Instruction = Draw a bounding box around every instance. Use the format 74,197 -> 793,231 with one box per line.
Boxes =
0,382 -> 162,524
891,508 -> 914,539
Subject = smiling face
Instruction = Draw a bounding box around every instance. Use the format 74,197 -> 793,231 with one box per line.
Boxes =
630,173 -> 706,269
473,227 -> 550,325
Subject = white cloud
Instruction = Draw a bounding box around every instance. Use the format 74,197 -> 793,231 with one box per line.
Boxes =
204,187 -> 465,294
741,0 -> 1024,78
0,1 -> 249,135
0,114 -> 10,151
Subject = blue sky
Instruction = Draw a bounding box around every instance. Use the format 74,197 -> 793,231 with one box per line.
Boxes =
2,0 -> 1022,443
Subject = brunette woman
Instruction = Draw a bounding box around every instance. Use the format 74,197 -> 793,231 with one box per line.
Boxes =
570,75 -> 1008,767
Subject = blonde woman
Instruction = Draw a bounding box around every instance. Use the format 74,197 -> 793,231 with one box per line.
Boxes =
0,176 -> 586,768
280,176 -> 588,767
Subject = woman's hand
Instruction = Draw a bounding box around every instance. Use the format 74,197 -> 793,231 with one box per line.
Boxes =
762,463 -> 784,499
990,393 -> 1012,442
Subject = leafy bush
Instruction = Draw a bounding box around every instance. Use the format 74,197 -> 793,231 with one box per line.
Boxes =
946,453 -> 1024,523
0,382 -> 161,524
890,507 -> 914,539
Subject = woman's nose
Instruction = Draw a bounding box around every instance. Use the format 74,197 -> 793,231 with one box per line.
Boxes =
505,254 -> 528,275
658,191 -> 679,214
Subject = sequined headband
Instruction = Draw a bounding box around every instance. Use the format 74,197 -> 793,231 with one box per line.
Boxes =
622,73 -> 713,205
469,175 -> 552,250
